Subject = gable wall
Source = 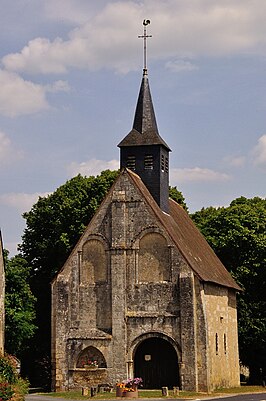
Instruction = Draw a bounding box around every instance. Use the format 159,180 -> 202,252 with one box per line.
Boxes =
51,171 -> 239,392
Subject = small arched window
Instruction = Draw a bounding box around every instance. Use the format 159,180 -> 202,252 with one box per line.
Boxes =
215,333 -> 219,355
224,333 -> 227,354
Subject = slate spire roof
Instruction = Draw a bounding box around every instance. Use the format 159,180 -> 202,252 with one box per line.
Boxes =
118,70 -> 171,150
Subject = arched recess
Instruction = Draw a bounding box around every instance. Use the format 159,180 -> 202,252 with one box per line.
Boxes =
76,346 -> 107,368
82,238 -> 108,284
81,237 -> 112,332
131,333 -> 180,389
138,232 -> 170,282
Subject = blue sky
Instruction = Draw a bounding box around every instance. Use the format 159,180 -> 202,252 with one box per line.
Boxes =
1,0 -> 266,255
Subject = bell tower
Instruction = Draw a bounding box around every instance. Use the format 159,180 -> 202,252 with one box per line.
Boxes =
118,20 -> 171,213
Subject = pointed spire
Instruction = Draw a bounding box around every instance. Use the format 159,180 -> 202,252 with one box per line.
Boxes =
132,70 -> 159,135
118,71 -> 170,150
118,19 -> 170,149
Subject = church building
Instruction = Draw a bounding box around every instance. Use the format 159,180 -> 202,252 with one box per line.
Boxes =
51,37 -> 241,392
0,231 -> 5,354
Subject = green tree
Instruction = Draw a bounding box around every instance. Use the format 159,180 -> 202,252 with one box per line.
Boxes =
169,186 -> 188,211
192,196 -> 266,383
4,252 -> 36,357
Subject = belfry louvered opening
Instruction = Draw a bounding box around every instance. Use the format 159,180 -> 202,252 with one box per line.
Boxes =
126,155 -> 136,170
144,154 -> 153,170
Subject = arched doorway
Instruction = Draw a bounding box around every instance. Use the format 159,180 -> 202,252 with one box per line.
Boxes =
134,337 -> 179,389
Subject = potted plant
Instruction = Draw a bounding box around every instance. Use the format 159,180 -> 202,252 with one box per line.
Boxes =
115,383 -> 125,397
82,359 -> 98,369
123,387 -> 138,398
125,378 -> 143,390
122,378 -> 142,398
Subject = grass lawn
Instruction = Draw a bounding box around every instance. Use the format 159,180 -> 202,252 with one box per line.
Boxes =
40,385 -> 266,399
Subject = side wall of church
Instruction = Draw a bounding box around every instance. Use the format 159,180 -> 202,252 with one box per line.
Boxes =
203,283 -> 240,390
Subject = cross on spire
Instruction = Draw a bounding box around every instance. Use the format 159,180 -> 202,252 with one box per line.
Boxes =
138,19 -> 152,75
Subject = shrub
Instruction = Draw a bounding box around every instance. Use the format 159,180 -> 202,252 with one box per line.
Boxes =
0,382 -> 14,401
11,378 -> 29,401
0,354 -> 17,384
0,354 -> 28,401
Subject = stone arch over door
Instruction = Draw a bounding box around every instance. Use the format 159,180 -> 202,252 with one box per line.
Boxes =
131,333 -> 180,389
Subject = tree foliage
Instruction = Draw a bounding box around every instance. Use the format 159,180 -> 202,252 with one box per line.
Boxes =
4,252 -> 37,357
0,354 -> 29,400
192,196 -> 266,382
0,354 -> 17,384
169,186 -> 188,211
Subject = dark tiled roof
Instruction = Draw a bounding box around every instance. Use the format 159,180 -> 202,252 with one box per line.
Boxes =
118,73 -> 171,150
127,169 -> 241,291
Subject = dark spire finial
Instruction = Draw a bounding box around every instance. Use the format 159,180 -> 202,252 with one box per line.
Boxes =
138,19 -> 152,75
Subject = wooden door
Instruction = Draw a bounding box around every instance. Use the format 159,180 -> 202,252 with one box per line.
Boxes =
134,337 -> 179,389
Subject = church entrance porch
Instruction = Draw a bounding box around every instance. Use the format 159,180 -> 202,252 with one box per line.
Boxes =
133,337 -> 179,389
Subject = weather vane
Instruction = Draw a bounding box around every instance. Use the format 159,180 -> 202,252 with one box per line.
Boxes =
138,19 -> 152,74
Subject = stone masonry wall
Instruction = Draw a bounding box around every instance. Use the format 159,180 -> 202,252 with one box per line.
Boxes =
204,283 -> 240,390
194,278 -> 209,392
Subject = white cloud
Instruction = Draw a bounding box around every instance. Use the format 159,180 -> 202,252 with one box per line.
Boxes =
43,0 -> 103,25
224,155 -> 246,168
0,69 -> 71,117
68,158 -> 119,177
45,80 -> 71,93
165,59 -> 198,73
252,134 -> 266,166
3,1 -> 266,75
0,192 -> 50,213
170,167 -> 231,184
0,131 -> 22,165
0,69 -> 49,117
0,131 -> 12,164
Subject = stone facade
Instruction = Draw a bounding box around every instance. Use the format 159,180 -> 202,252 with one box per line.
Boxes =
0,232 -> 5,354
51,169 -> 240,392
